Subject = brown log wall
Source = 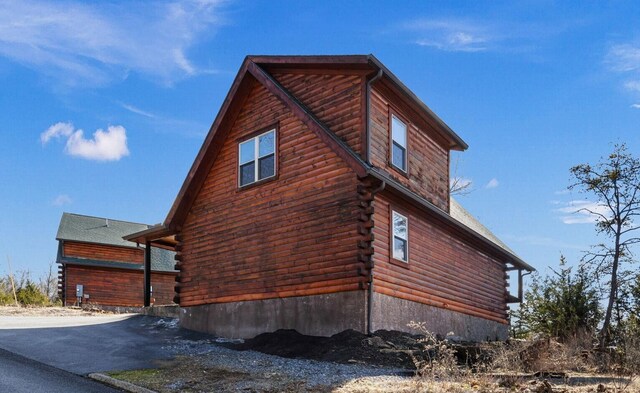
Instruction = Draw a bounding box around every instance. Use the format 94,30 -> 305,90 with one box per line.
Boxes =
369,88 -> 450,211
177,81 -> 364,307
272,72 -> 364,156
372,191 -> 508,324
63,265 -> 175,307
63,241 -> 143,264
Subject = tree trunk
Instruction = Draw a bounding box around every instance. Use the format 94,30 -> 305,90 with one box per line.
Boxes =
600,229 -> 621,348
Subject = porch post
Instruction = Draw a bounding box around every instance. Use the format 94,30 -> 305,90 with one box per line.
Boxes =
144,240 -> 151,307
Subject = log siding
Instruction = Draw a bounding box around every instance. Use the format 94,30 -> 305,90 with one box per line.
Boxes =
159,57 -> 526,338
370,88 -> 450,211
63,241 -> 143,264
176,82 -> 363,307
372,191 -> 509,324
63,265 -> 175,307
272,72 -> 364,156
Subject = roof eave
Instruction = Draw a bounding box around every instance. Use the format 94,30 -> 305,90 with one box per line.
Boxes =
366,54 -> 468,151
367,167 -> 534,272
163,57 -> 256,229
123,224 -> 177,246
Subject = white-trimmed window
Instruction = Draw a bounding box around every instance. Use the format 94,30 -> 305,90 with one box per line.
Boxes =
391,115 -> 407,172
392,211 -> 408,262
239,129 -> 276,187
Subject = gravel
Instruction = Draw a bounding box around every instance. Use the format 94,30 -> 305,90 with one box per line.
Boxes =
162,335 -> 411,388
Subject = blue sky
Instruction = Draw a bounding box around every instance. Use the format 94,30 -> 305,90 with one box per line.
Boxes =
1,0 -> 639,283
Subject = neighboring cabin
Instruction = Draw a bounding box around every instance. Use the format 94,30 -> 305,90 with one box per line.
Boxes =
56,213 -> 177,308
127,55 -> 534,341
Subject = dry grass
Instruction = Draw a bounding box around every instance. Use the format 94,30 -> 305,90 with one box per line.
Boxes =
107,356 -> 332,393
335,376 -> 640,393
108,354 -> 640,393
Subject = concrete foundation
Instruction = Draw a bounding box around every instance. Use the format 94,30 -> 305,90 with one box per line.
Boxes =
142,305 -> 180,318
180,291 -> 367,339
370,292 -> 508,341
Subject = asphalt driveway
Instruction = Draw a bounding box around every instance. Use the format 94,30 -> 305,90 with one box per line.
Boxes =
0,314 -> 202,375
0,348 -> 121,393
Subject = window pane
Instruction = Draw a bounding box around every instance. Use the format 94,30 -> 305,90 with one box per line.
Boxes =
392,116 -> 406,147
392,143 -> 406,171
393,237 -> 407,261
240,139 -> 255,165
259,131 -> 275,157
393,212 -> 407,240
258,154 -> 275,180
240,162 -> 255,186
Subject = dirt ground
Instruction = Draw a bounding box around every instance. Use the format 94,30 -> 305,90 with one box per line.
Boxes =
0,305 -> 112,316
108,357 -> 333,393
4,308 -> 636,392
111,329 -> 639,393
108,354 -> 639,393
228,329 -> 423,370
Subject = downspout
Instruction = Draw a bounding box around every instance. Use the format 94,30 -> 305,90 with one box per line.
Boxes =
367,180 -> 386,335
518,269 -> 532,302
365,69 -> 384,164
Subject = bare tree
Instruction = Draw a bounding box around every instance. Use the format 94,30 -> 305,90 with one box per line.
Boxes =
449,156 -> 473,196
569,143 -> 640,346
39,262 -> 58,302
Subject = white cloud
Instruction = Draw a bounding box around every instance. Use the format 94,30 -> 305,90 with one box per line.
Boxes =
120,103 -> 156,118
0,0 -> 226,86
624,80 -> 640,92
502,234 -> 584,250
606,43 -> 640,106
485,178 -> 499,189
52,194 -> 72,206
607,44 -> 640,73
556,200 -> 610,224
408,19 -> 488,52
554,189 -> 571,195
40,122 -> 74,144
41,122 -> 130,161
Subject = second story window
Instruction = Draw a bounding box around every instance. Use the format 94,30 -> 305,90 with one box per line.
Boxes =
391,114 -> 407,172
239,129 -> 276,187
392,211 -> 408,262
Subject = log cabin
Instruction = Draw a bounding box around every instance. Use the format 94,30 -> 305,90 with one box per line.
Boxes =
126,55 -> 534,340
56,213 -> 177,308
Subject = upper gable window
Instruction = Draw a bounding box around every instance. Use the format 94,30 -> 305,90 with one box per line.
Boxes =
239,129 -> 276,187
391,115 -> 407,172
392,211 -> 408,263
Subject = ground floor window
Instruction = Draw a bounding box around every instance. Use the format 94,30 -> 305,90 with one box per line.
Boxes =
392,210 -> 408,262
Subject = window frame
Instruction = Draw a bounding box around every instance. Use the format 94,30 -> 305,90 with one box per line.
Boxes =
388,109 -> 409,176
237,126 -> 278,189
390,209 -> 409,265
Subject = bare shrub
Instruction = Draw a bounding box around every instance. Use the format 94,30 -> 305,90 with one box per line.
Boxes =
407,321 -> 462,380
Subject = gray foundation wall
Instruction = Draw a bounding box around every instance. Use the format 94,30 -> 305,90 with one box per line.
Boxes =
180,291 -> 367,339
371,292 -> 508,341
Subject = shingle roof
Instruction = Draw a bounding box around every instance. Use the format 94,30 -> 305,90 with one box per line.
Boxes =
57,213 -> 150,247
56,213 -> 176,272
449,197 -> 519,260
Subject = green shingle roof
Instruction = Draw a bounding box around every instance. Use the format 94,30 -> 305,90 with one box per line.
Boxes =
56,213 -> 176,272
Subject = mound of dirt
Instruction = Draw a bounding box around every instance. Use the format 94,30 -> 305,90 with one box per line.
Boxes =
228,329 -> 424,370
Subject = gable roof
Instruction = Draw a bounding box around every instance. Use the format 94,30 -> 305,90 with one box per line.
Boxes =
56,213 -> 176,272
57,213 -> 151,248
157,55 -> 532,272
163,55 -> 467,230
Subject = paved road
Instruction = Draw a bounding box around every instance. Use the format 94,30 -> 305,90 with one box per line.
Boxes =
0,314 -> 201,375
0,347 -> 121,393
